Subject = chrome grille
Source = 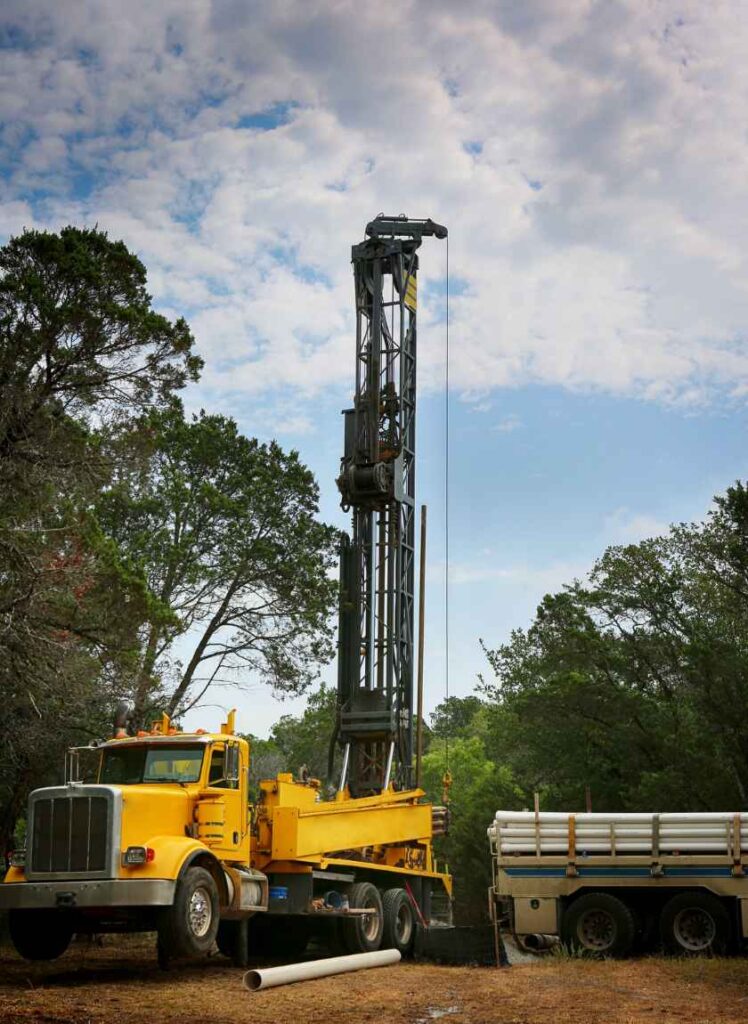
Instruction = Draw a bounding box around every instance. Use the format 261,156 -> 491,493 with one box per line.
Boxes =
27,786 -> 119,879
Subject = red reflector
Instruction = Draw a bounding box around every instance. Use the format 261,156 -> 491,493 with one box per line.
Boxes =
146,847 -> 155,862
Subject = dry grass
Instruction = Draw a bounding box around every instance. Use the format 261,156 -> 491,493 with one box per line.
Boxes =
0,937 -> 747,1024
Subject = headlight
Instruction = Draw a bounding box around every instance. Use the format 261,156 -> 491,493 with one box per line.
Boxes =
122,845 -> 155,866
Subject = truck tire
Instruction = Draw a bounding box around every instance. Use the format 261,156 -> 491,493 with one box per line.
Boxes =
158,865 -> 220,959
660,891 -> 731,955
561,892 -> 636,958
339,882 -> 384,954
382,888 -> 415,955
8,910 -> 73,961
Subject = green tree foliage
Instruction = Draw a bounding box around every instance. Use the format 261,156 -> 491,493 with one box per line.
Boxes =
421,703 -> 524,922
0,226 -> 201,853
482,485 -> 748,812
428,696 -> 484,739
96,401 -> 338,725
244,684 -> 339,797
269,684 -> 339,781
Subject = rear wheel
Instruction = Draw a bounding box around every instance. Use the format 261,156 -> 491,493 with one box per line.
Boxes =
8,910 -> 73,961
158,866 -> 220,960
382,888 -> 415,955
561,892 -> 636,958
660,892 -> 731,956
339,882 -> 384,954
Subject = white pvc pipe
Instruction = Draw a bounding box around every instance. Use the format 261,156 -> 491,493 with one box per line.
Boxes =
493,811 -> 742,824
243,949 -> 401,991
490,809 -> 746,856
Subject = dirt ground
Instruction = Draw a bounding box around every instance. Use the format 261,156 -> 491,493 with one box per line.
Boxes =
1,938 -> 747,1024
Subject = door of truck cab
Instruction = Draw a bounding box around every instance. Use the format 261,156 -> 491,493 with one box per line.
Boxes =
203,741 -> 245,860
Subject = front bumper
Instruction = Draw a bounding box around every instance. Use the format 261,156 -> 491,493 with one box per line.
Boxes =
0,878 -> 176,910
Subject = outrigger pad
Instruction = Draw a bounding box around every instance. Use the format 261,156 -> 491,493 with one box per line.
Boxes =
413,924 -> 509,966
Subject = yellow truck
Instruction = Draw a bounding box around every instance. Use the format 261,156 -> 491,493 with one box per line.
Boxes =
1,710 -> 450,965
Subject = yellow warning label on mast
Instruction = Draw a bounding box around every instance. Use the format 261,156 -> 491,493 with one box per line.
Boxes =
404,272 -> 417,312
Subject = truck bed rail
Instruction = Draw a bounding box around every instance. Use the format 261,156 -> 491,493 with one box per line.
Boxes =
489,811 -> 746,858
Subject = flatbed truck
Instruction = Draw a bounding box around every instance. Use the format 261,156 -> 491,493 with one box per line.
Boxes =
489,810 -> 748,956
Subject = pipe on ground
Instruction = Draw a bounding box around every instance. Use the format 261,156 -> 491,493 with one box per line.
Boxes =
520,933 -> 557,952
243,949 -> 401,991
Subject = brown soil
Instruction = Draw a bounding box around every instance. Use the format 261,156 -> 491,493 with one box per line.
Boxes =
0,938 -> 747,1024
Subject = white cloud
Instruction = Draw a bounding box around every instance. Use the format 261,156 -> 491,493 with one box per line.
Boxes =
2,1 -> 748,410
432,558 -> 587,594
603,507 -> 671,545
493,413 -> 522,433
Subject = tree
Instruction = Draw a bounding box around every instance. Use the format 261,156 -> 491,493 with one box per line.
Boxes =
0,225 -> 201,854
428,695 -> 484,739
0,225 -> 200,456
422,708 -> 524,922
97,402 -> 338,724
481,483 -> 748,811
269,684 -> 339,782
244,684 -> 340,797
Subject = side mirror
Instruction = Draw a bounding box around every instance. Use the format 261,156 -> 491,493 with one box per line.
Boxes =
226,744 -> 240,786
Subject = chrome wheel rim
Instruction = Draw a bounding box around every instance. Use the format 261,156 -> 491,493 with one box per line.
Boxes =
396,903 -> 413,945
188,886 -> 212,938
362,900 -> 381,942
577,909 -> 616,951
673,908 -> 715,952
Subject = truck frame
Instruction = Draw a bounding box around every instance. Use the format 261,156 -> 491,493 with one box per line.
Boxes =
489,810 -> 748,957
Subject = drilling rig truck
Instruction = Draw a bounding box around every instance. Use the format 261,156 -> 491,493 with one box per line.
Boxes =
1,215 -> 451,966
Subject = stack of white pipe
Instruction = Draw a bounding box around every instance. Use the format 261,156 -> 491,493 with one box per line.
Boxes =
488,811 -> 748,855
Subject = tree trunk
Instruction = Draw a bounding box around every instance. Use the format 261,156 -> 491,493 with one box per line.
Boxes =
131,624 -> 162,729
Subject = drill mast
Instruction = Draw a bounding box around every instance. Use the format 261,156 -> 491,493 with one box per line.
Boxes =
336,214 -> 447,797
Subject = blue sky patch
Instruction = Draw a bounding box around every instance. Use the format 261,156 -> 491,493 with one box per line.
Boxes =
237,102 -> 298,132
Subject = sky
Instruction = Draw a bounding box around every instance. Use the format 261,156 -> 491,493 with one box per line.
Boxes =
2,1 -> 748,737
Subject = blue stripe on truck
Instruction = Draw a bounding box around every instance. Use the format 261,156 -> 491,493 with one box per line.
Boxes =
503,866 -> 736,878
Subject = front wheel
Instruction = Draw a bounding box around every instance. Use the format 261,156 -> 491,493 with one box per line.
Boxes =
660,892 -> 731,956
158,865 -> 220,960
561,892 -> 636,958
9,910 -> 73,961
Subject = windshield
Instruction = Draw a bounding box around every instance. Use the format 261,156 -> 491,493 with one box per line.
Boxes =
100,745 -> 205,785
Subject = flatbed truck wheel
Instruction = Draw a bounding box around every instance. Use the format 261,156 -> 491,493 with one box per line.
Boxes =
660,892 -> 731,955
382,888 -> 415,955
158,865 -> 219,959
561,892 -> 636,958
340,882 -> 384,954
8,910 -> 74,961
